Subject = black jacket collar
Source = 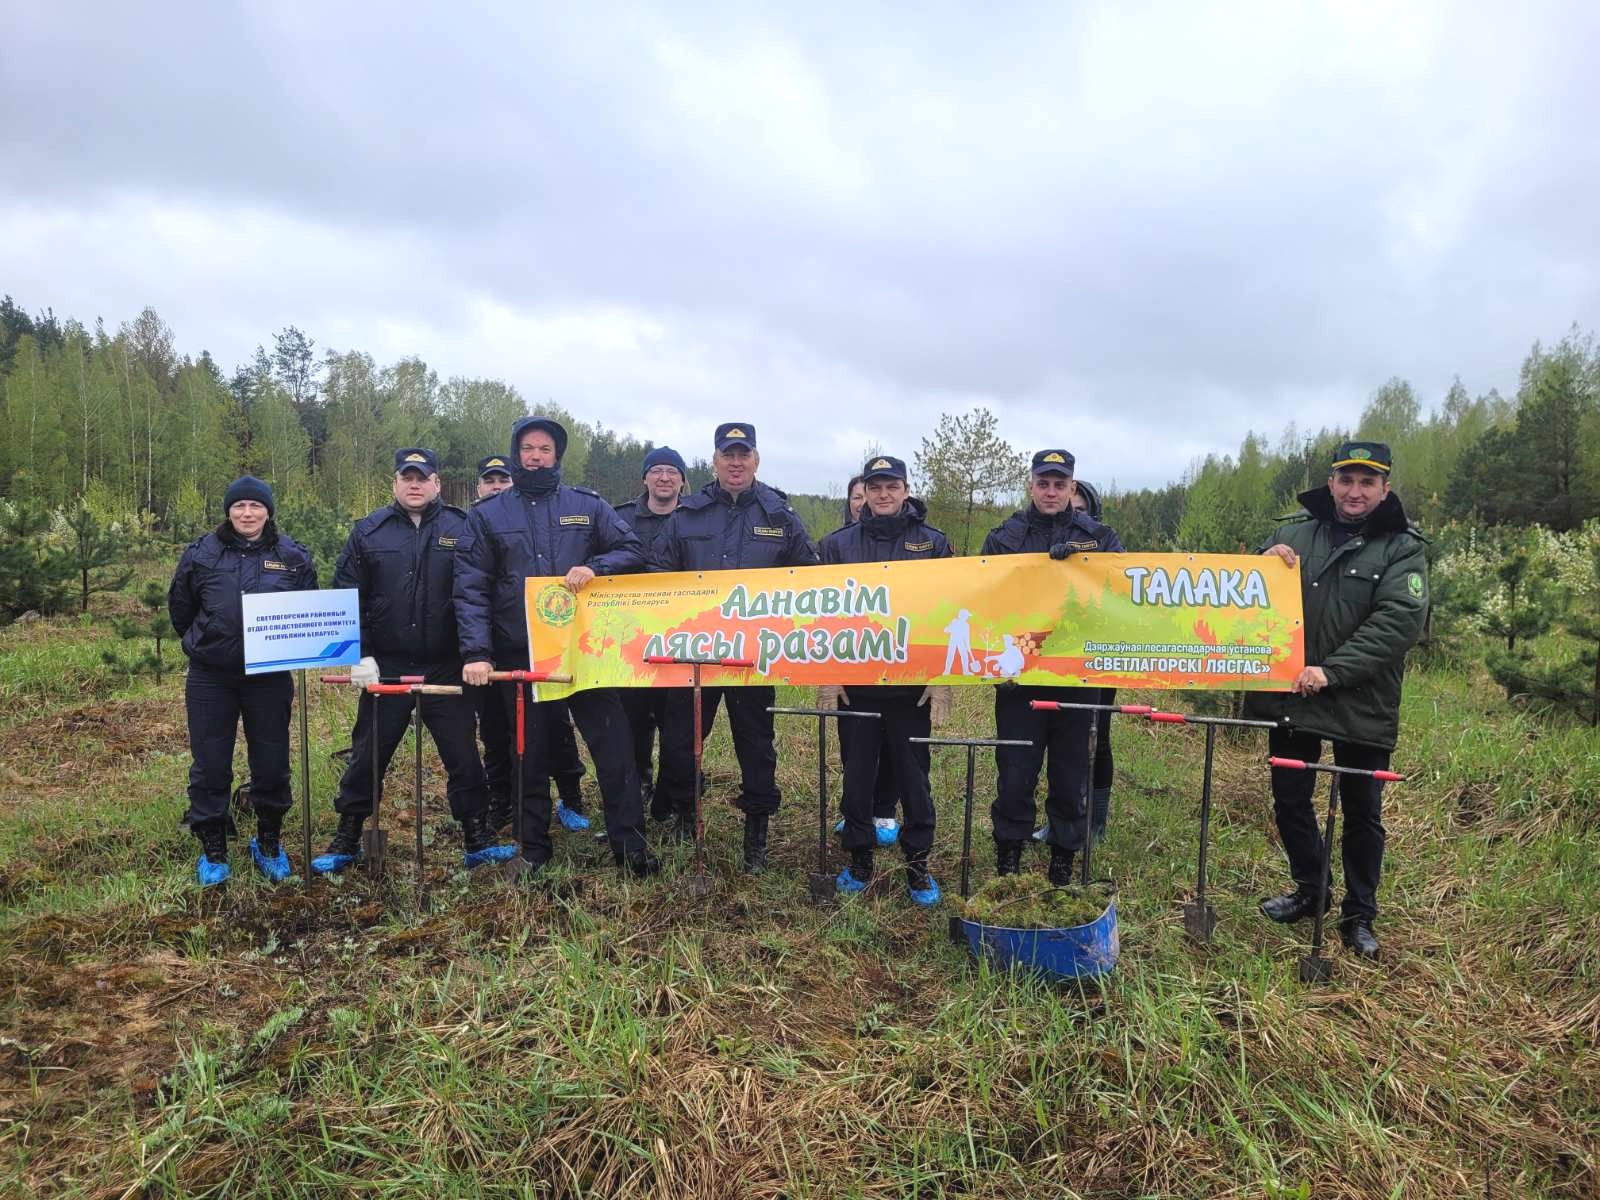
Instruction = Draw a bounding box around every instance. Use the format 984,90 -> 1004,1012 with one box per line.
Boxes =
1295,486 -> 1410,536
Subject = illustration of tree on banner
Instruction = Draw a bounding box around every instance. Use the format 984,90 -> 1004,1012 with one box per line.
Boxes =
915,408 -> 1027,554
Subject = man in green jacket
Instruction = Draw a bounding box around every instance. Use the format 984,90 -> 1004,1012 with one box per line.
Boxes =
1244,441 -> 1428,960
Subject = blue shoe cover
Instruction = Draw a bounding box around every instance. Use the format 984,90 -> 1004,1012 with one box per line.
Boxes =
463,843 -> 518,869
556,802 -> 590,832
836,865 -> 870,895
1031,824 -> 1049,842
873,818 -> 901,847
907,875 -> 942,907
833,817 -> 845,834
312,850 -> 358,875
249,838 -> 292,883
196,853 -> 231,887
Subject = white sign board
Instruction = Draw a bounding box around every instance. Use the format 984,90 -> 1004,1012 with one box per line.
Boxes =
242,588 -> 362,675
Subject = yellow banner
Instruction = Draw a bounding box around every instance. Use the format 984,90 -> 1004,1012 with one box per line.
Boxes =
523,552 -> 1304,699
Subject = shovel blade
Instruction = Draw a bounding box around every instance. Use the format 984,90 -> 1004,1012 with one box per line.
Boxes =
686,871 -> 714,899
807,873 -> 835,904
947,914 -> 966,944
1297,954 -> 1333,984
1182,901 -> 1217,944
362,829 -> 388,877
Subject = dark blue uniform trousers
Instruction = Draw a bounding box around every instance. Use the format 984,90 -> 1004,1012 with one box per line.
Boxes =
992,684 -> 1095,851
837,713 -> 899,820
184,664 -> 293,827
507,684 -> 646,862
335,659 -> 488,823
660,686 -> 782,816
838,687 -> 933,862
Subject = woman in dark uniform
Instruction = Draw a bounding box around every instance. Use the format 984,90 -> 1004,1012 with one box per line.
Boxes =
168,476 -> 317,886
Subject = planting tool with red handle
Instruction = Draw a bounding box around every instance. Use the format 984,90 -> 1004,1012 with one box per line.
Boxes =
1141,709 -> 1291,943
644,655 -> 756,897
911,733 -> 1036,942
1266,756 -> 1405,983
768,704 -> 881,903
483,670 -> 574,865
361,682 -> 464,905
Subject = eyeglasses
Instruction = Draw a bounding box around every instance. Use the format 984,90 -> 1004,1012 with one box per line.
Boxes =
644,467 -> 682,479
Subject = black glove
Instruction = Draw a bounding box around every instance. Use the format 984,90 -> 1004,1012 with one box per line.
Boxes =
1049,542 -> 1070,560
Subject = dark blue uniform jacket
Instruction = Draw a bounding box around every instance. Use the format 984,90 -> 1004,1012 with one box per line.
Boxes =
333,499 -> 470,662
614,495 -> 678,557
649,481 -> 819,572
168,521 -> 318,672
819,498 -> 954,564
454,474 -> 644,663
982,506 -> 1125,556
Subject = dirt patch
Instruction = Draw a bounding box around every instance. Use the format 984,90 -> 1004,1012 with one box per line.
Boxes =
0,949 -> 286,1125
0,697 -> 188,801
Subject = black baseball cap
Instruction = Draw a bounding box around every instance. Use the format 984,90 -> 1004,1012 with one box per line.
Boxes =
714,422 -> 757,451
1030,449 -> 1075,476
861,454 -> 907,481
394,447 -> 440,476
1331,441 -> 1392,474
476,454 -> 512,479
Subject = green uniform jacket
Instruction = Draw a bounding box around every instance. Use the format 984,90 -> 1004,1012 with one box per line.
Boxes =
1242,487 -> 1429,751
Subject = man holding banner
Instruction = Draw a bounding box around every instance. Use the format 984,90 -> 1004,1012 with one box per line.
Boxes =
313,449 -> 513,874
649,422 -> 820,873
457,416 -> 660,879
1245,441 -> 1429,961
983,449 -> 1124,884
819,455 -> 951,905
614,446 -> 695,834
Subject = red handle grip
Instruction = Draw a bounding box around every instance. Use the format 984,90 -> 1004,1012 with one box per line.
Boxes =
1149,712 -> 1188,723
320,675 -> 349,683
1268,756 -> 1307,770
1028,700 -> 1061,711
1373,770 -> 1403,782
1119,704 -> 1155,714
367,684 -> 414,695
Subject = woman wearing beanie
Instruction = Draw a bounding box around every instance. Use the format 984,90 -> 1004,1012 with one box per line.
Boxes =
168,476 -> 318,886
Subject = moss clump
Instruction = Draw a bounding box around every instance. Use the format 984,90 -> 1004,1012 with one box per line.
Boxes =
962,875 -> 1111,929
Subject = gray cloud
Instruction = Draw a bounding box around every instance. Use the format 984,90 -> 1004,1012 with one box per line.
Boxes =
3,1 -> 1598,494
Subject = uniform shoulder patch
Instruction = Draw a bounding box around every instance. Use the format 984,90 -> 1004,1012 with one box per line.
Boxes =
559,514 -> 591,526
570,484 -> 600,498
1406,571 -> 1425,598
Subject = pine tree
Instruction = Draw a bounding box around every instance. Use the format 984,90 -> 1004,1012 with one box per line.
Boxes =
103,580 -> 171,680
61,501 -> 133,613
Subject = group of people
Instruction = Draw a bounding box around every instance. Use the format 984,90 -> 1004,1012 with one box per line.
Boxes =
168,419 -> 1427,958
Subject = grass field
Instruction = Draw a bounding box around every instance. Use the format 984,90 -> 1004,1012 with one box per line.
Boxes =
1,594 -> 1596,1198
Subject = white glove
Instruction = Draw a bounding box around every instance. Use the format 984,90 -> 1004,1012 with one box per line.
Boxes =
350,656 -> 380,686
918,685 -> 953,727
817,685 -> 848,711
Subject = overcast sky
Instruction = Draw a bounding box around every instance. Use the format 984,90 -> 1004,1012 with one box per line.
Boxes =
3,1 -> 1598,493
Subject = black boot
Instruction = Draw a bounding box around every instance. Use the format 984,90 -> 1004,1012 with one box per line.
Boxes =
255,806 -> 284,859
995,840 -> 1023,877
1340,918 -> 1380,960
1048,845 -> 1076,887
194,819 -> 230,886
622,847 -> 662,878
742,813 -> 769,874
486,794 -> 513,834
1259,887 -> 1331,924
461,810 -> 515,869
669,810 -> 696,843
312,812 -> 365,874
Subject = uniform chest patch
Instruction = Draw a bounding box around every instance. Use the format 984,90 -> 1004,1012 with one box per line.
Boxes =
437,536 -> 458,548
559,515 -> 591,527
263,560 -> 288,571
904,540 -> 933,552
753,526 -> 785,537
1063,539 -> 1096,551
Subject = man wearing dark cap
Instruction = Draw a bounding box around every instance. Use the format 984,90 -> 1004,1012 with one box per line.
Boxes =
472,453 -> 592,837
982,449 -> 1124,884
650,423 -> 820,872
313,449 -> 513,874
818,455 -> 952,905
614,446 -> 694,834
456,416 -> 659,878
1245,441 -> 1428,960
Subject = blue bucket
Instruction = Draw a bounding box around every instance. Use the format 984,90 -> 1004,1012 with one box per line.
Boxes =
960,898 -> 1119,980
